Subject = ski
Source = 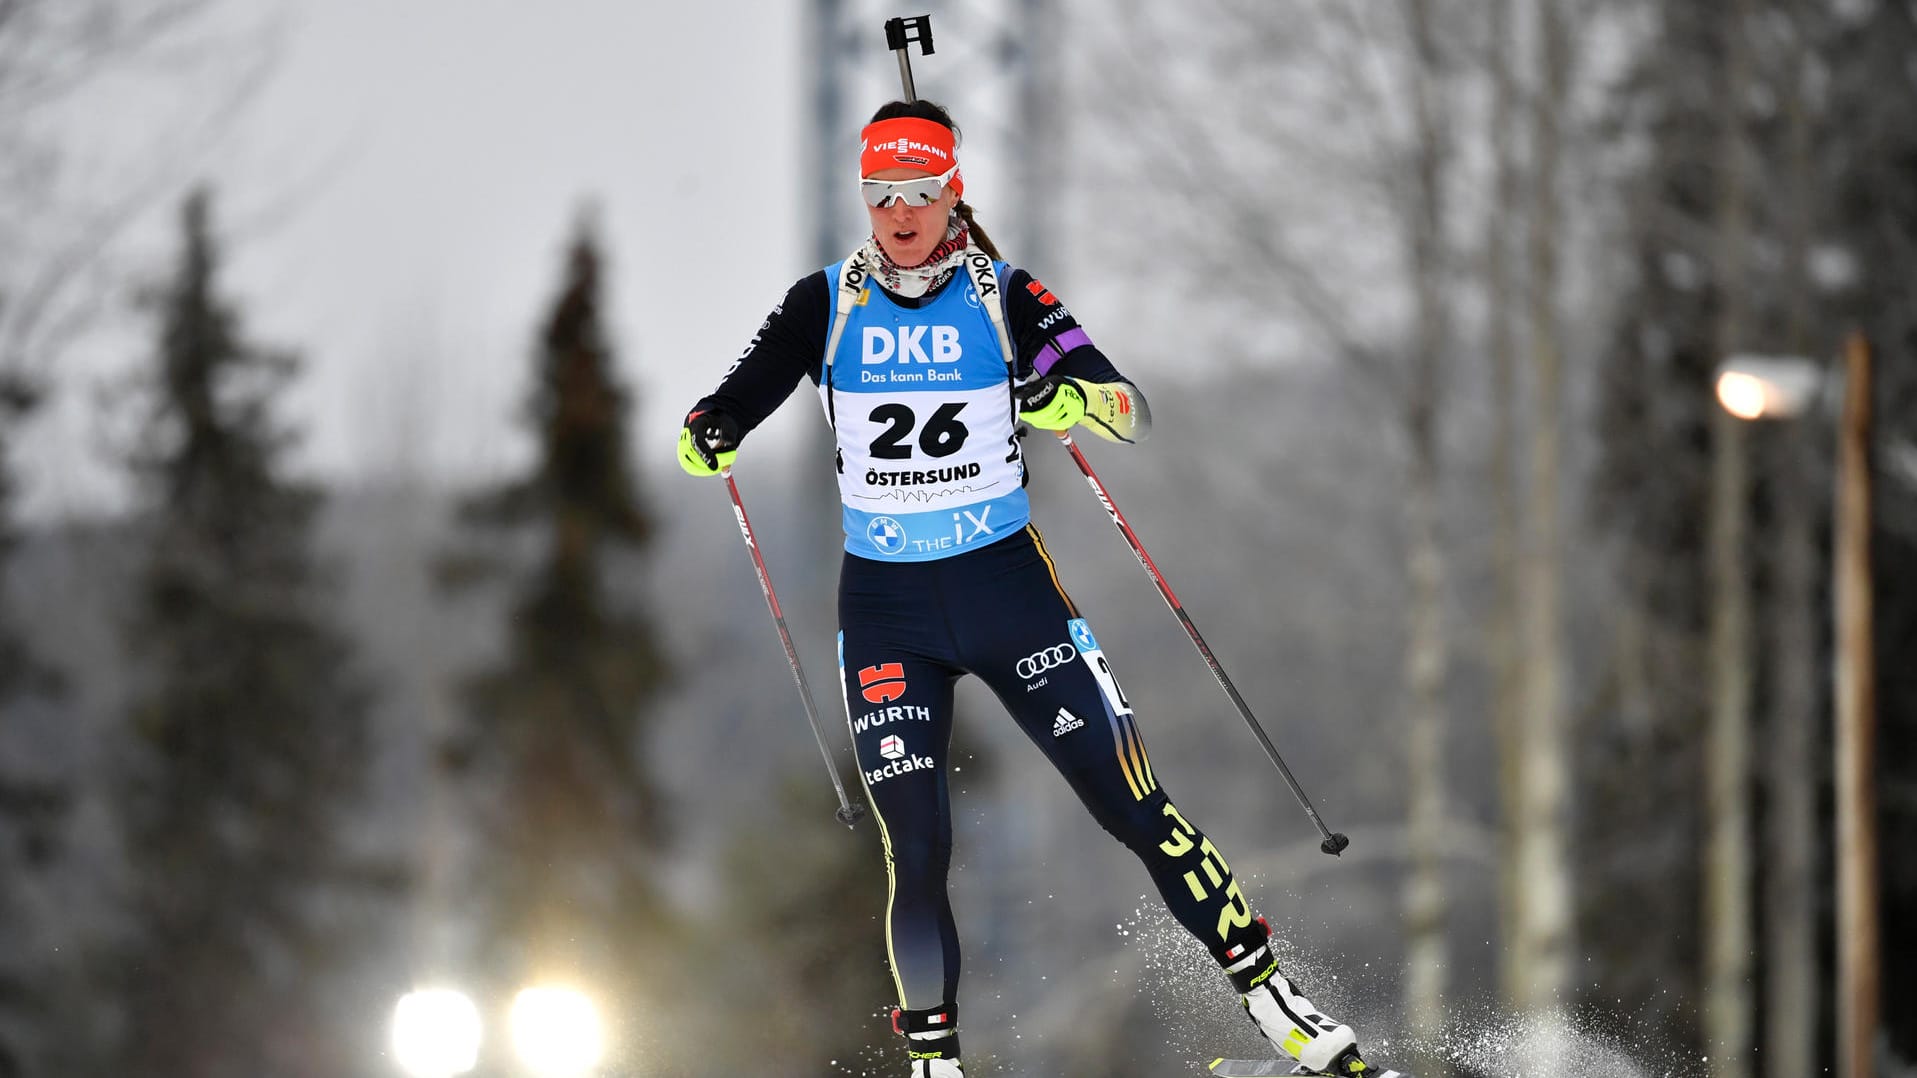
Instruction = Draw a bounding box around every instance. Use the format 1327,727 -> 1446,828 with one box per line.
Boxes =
1207,1060 -> 1408,1078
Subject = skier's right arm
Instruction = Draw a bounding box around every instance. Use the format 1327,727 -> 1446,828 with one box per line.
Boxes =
678,271 -> 831,476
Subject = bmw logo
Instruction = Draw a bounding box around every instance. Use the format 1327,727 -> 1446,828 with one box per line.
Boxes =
867,516 -> 908,555
1068,618 -> 1099,652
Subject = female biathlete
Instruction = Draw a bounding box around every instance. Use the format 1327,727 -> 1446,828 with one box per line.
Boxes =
678,99 -> 1385,1078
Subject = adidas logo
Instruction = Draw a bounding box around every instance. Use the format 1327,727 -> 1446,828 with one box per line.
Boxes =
1052,707 -> 1084,737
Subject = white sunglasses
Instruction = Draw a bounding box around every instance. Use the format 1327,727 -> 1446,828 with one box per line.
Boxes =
860,163 -> 960,208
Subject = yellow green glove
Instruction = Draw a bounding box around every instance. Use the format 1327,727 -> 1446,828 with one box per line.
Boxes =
1014,375 -> 1088,430
1074,379 -> 1151,444
678,411 -> 740,476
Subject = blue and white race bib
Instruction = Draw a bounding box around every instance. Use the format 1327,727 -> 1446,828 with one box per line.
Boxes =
821,261 -> 1028,561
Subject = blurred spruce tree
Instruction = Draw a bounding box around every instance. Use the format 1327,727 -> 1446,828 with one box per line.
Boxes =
113,189 -> 377,1078
0,377 -> 47,698
709,777 -> 893,1071
0,372 -> 67,756
439,209 -> 674,1065
1585,1 -> 1723,1048
0,374 -> 72,1078
1593,0 -> 1917,1064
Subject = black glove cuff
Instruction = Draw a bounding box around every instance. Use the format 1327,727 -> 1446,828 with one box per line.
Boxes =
1016,376 -> 1061,411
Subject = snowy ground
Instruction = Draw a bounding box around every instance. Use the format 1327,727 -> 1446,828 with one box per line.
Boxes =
1122,902 -> 1682,1078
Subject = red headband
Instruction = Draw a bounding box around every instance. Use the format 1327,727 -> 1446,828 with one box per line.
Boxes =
860,116 -> 963,198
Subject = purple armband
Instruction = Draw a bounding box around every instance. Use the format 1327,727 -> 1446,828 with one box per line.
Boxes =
1035,327 -> 1094,375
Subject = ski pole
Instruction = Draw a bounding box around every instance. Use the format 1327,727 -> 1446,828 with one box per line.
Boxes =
720,468 -> 865,828
884,15 -> 935,102
1050,431 -> 1350,856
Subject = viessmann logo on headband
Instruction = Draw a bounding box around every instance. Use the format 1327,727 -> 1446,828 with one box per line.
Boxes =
869,138 -> 949,166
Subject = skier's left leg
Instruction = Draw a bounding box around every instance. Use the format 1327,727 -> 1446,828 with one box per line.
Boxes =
961,528 -> 1379,1075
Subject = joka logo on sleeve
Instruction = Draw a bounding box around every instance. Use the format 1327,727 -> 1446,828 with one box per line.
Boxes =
859,663 -> 908,704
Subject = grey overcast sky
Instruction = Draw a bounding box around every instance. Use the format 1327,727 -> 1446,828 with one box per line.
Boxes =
20,0 -> 819,519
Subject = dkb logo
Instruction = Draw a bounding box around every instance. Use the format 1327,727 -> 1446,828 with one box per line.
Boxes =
862,325 -> 963,364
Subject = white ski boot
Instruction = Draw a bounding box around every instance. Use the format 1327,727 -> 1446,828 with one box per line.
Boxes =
1240,969 -> 1360,1074
1222,919 -> 1397,1077
908,1059 -> 963,1077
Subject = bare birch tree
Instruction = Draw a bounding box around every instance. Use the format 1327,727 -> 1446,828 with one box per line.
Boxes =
1703,2 -> 1756,1074
1761,9 -> 1824,1076
0,0 -> 233,384
1399,1 -> 1455,1066
1078,4 -> 1467,1054
1480,0 -> 1531,1012
1508,0 -> 1577,1018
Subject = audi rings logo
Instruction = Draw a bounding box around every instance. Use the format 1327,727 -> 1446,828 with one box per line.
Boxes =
1015,643 -> 1076,680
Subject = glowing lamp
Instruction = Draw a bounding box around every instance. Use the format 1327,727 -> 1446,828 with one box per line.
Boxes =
391,989 -> 481,1077
510,985 -> 605,1077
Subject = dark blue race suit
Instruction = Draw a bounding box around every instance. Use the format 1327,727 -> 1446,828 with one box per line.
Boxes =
689,259 -> 1270,1052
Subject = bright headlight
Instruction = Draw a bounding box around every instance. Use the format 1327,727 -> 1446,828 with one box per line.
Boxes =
391,988 -> 481,1077
510,985 -> 605,1077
